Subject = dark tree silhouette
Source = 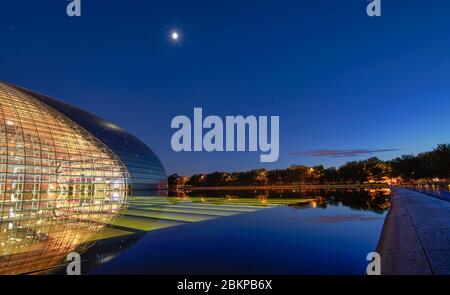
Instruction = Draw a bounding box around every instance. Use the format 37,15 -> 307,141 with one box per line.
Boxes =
173,144 -> 450,187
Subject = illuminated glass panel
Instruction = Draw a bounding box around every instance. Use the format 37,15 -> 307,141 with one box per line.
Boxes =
0,83 -> 130,274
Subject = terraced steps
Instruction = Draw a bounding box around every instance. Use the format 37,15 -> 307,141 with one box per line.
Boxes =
91,196 -> 311,242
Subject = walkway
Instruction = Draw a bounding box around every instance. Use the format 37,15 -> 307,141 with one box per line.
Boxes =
377,187 -> 450,274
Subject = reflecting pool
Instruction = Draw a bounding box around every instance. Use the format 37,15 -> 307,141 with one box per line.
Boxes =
1,188 -> 390,274
85,188 -> 390,275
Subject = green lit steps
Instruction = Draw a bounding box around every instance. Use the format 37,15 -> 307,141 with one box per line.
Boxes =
94,196 -> 312,241
128,206 -> 256,216
86,228 -> 135,242
129,202 -> 265,211
124,210 -> 232,222
110,215 -> 184,232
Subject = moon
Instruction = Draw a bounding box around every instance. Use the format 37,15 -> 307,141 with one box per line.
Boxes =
171,31 -> 179,41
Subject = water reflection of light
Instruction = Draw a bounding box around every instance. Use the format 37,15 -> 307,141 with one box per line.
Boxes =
258,196 -> 268,205
1,191 -> 127,274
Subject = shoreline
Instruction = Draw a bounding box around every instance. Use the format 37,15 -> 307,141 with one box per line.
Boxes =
173,184 -> 390,191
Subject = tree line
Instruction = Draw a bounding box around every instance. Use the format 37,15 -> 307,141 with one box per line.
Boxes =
168,144 -> 450,187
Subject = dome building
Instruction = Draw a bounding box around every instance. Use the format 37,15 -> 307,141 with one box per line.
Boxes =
0,82 -> 167,274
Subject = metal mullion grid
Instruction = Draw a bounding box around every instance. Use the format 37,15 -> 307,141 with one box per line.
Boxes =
71,124 -> 113,226
21,92 -> 62,266
23,110 -> 54,267
0,85 -> 130,273
51,113 -> 88,234
41,107 -> 107,244
0,86 -> 35,265
8,89 -> 57,268
16,97 -> 46,243
0,88 -> 7,226
67,121 -> 105,232
84,136 -> 106,223
12,100 -> 36,193
80,134 -> 100,229
75,125 -> 130,211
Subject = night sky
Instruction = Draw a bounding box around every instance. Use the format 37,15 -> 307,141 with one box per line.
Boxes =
1,0 -> 449,176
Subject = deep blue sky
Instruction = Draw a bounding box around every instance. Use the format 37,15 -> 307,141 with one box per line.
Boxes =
1,0 -> 449,175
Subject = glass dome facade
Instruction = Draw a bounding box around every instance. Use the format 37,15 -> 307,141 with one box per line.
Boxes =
14,84 -> 167,191
0,82 -> 165,274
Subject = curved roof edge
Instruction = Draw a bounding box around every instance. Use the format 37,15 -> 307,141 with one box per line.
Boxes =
4,82 -> 167,191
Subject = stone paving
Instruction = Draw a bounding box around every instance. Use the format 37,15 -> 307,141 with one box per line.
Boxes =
377,187 -> 450,274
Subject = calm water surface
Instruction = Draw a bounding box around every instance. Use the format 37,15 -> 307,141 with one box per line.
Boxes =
88,189 -> 390,275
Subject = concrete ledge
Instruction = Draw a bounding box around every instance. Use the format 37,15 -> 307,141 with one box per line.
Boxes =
377,188 -> 450,275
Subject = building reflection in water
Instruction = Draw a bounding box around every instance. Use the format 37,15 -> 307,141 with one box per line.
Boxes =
51,188 -> 390,274
0,191 -> 126,274
0,84 -> 129,274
